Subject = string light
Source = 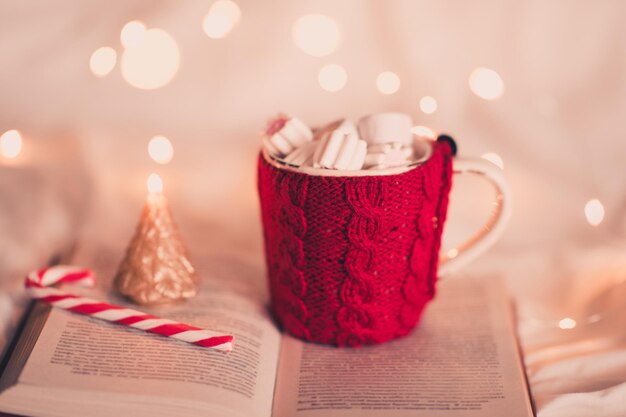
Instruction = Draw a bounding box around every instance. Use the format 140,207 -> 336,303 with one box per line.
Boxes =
121,28 -> 180,90
419,96 -> 437,114
411,126 -> 436,139
318,64 -> 347,92
469,67 -> 504,100
148,135 -> 174,164
89,46 -> 117,77
292,14 -> 341,57
0,130 -> 22,159
376,71 -> 400,95
481,152 -> 504,169
120,21 -> 146,48
558,317 -> 576,330
584,199 -> 605,226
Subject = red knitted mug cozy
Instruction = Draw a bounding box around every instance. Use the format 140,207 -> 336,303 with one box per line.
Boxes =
257,140 -> 453,346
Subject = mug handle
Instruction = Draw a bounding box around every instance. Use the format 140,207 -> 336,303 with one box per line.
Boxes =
437,156 -> 512,276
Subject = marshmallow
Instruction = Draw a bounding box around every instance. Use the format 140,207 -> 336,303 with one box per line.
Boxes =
312,130 -> 331,168
313,119 -> 366,170
270,132 -> 294,155
365,141 -> 414,169
357,112 -> 413,146
335,119 -> 358,136
279,117 -> 313,147
283,141 -> 317,167
262,114 -> 313,156
347,140 -> 367,170
318,130 -> 345,168
262,136 -> 279,156
310,119 -> 340,165
333,132 -> 358,170
364,152 -> 385,167
263,113 -> 421,172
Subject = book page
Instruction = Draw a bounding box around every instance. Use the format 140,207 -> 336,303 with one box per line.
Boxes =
13,245 -> 281,417
273,277 -> 533,417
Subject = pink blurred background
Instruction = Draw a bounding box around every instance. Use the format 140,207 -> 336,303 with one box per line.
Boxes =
1,2 -> 625,415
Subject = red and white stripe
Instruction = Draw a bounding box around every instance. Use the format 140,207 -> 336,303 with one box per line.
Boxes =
25,265 -> 234,352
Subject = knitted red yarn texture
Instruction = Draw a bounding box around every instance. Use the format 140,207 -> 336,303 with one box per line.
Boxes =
257,141 -> 453,346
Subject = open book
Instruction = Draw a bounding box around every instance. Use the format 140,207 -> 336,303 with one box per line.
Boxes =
0,244 -> 534,417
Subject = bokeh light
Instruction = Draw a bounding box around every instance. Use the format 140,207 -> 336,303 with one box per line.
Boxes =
292,14 -> 341,57
376,71 -> 400,95
558,317 -> 577,330
210,0 -> 241,27
203,12 -> 231,39
419,96 -> 437,114
0,129 -> 22,159
481,152 -> 504,169
147,173 -> 164,194
148,135 -> 174,164
469,67 -> 504,100
121,28 -> 180,90
584,199 -> 605,226
411,125 -> 436,139
89,46 -> 117,78
318,64 -> 347,92
120,20 -> 146,48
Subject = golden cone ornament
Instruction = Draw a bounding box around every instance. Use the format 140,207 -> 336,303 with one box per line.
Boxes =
115,193 -> 198,305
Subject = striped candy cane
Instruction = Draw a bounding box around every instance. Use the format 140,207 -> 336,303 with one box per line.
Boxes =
25,265 -> 234,352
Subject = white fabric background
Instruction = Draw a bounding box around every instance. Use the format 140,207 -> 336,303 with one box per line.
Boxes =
1,1 -> 625,416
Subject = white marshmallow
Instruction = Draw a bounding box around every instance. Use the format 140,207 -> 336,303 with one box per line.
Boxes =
284,141 -> 317,166
262,114 -> 313,157
335,119 -> 358,136
333,132 -> 358,170
318,130 -> 344,168
347,140 -> 367,170
283,144 -> 306,164
312,119 -> 368,170
364,152 -> 386,168
263,136 -> 280,156
280,118 -> 313,148
312,129 -> 332,168
288,117 -> 314,141
357,112 -> 413,145
365,141 -> 414,169
270,132 -> 294,155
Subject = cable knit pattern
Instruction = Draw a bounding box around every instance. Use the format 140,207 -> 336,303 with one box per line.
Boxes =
259,167 -> 311,339
257,141 -> 454,346
336,179 -> 386,346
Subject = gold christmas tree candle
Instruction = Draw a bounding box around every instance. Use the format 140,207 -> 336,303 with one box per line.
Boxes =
115,173 -> 198,305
